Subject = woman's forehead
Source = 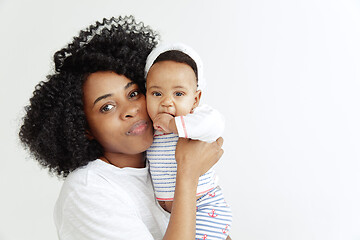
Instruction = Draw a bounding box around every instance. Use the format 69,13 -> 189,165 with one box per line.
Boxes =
85,72 -> 133,91
83,72 -> 135,101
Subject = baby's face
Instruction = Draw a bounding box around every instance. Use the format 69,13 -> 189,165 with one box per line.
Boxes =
146,60 -> 201,121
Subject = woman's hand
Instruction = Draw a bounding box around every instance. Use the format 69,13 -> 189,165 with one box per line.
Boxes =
175,137 -> 224,179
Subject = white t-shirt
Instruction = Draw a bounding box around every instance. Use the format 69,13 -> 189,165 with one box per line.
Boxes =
54,159 -> 170,240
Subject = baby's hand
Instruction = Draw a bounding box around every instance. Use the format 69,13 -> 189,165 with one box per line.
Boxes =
153,113 -> 177,134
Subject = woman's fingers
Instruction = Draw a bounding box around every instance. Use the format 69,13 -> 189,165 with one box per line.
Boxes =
175,137 -> 224,178
217,147 -> 224,160
214,137 -> 224,164
215,137 -> 224,148
212,137 -> 224,162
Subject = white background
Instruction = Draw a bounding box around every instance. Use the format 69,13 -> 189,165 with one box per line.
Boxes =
1,0 -> 360,239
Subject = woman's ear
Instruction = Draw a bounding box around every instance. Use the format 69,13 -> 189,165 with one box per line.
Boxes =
190,90 -> 202,113
85,130 -> 94,140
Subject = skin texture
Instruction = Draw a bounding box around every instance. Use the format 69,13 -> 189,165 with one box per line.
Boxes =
146,60 -> 201,133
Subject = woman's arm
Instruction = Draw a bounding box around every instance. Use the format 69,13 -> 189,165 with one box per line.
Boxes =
163,137 -> 224,240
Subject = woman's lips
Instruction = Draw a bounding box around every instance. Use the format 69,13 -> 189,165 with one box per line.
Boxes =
126,120 -> 148,136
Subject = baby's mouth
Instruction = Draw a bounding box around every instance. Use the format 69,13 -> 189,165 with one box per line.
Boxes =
160,112 -> 175,117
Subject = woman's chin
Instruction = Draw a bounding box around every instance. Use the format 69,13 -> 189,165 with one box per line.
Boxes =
140,133 -> 155,152
131,127 -> 154,153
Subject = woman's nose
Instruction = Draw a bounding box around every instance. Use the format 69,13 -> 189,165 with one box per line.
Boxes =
120,103 -> 139,120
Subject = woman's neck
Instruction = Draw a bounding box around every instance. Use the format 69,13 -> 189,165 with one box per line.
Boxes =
101,152 -> 146,168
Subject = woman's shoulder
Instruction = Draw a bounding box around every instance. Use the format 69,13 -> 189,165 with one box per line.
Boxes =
53,160 -> 153,237
56,160 -> 116,204
62,160 -> 105,188
56,159 -> 149,203
55,159 -> 137,213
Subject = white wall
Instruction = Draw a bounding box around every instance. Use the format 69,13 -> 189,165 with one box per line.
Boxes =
1,0 -> 359,239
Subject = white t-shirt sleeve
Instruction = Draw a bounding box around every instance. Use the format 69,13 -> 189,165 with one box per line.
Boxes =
174,104 -> 225,142
55,184 -> 155,240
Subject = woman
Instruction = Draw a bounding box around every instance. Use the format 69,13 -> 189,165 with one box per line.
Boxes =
19,16 -> 224,239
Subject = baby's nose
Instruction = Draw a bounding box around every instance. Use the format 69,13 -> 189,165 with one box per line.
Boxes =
161,97 -> 173,107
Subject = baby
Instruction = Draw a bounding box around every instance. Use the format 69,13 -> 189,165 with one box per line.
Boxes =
145,43 -> 232,239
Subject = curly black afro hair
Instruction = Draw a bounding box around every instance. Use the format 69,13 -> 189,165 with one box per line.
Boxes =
19,16 -> 159,178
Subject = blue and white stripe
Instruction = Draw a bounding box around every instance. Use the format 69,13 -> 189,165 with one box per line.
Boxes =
147,132 -> 217,200
195,187 -> 233,240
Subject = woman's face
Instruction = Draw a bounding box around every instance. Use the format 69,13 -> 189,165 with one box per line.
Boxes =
83,71 -> 153,155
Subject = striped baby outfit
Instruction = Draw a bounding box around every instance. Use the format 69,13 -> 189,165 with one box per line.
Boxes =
146,104 -> 232,237
147,133 -> 232,239
147,131 -> 217,201
196,187 -> 232,240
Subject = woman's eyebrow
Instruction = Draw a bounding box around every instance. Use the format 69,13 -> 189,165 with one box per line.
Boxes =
93,82 -> 135,106
124,81 -> 136,90
93,93 -> 112,106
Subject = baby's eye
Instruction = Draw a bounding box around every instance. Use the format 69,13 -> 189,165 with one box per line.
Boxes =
100,104 -> 115,113
129,90 -> 140,99
175,92 -> 184,97
152,92 -> 162,97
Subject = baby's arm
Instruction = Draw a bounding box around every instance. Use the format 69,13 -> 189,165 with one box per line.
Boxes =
153,104 -> 225,142
175,104 -> 225,142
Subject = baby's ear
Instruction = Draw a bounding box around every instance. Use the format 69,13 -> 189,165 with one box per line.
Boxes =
191,90 -> 202,113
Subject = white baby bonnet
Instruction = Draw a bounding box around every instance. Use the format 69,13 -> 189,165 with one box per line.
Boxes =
144,42 -> 206,91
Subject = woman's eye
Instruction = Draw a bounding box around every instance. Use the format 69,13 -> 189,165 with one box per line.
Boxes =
129,90 -> 139,98
152,92 -> 161,97
175,92 -> 184,97
100,104 -> 115,113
